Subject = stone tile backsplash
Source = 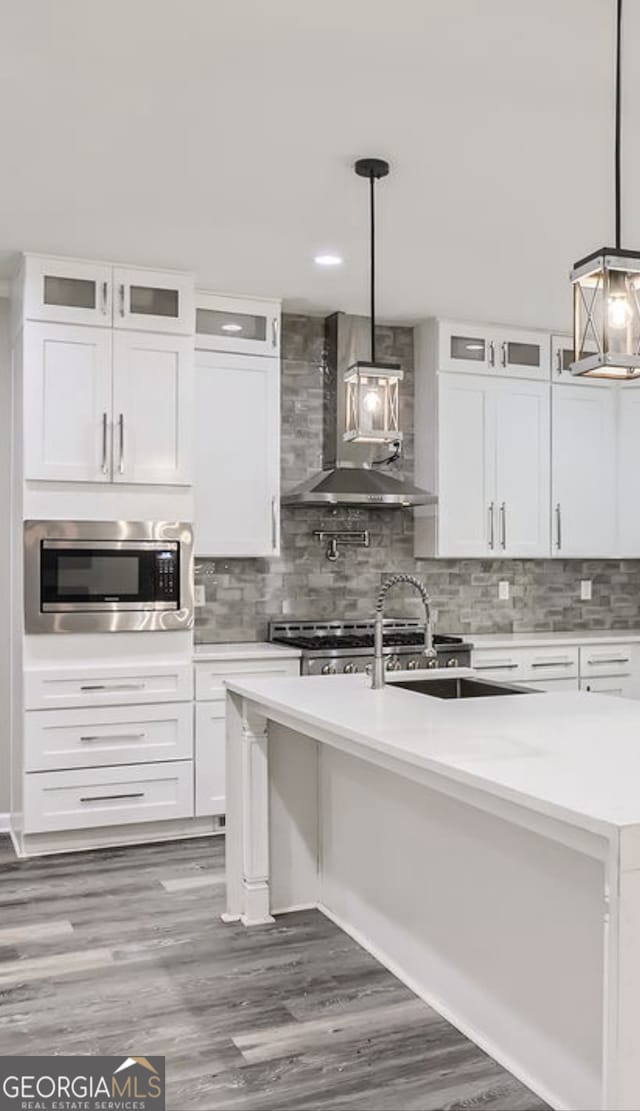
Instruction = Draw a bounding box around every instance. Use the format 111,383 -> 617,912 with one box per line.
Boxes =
195,313 -> 640,642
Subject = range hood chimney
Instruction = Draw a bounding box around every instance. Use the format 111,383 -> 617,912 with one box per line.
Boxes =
281,312 -> 437,507
282,157 -> 436,509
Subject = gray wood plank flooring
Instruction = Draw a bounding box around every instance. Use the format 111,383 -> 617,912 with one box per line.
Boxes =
0,835 -> 549,1111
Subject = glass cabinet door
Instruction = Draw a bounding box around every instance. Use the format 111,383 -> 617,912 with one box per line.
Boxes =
195,293 -> 281,356
438,323 -> 494,373
496,328 -> 549,380
23,256 -> 113,327
551,334 -> 607,386
113,267 -> 195,335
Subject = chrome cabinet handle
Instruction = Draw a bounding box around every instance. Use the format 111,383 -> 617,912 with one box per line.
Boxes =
271,496 -> 278,550
272,317 -> 279,349
80,733 -> 146,743
101,412 -> 108,474
531,660 -> 574,669
488,502 -> 495,549
586,657 -> 630,666
500,502 -> 506,549
501,341 -> 507,367
118,413 -> 124,474
101,281 -> 108,315
80,792 -> 144,804
474,662 -> 518,671
555,503 -> 562,550
556,348 -> 563,375
80,683 -> 145,692
118,283 -> 125,317
488,340 -> 495,367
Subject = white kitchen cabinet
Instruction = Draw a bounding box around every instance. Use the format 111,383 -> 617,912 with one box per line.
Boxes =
22,255 -> 113,328
618,385 -> 640,556
433,374 -> 549,557
112,331 -> 193,485
551,385 -> 616,557
580,676 -> 635,698
23,322 -> 113,482
437,320 -> 549,380
113,266 -> 194,335
196,292 -> 281,357
194,352 -> 280,556
23,322 -> 193,485
195,702 -> 225,817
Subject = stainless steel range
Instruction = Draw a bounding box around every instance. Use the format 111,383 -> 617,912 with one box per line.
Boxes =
269,619 -> 472,676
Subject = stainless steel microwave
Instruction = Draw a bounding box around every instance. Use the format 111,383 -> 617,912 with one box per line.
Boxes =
24,520 -> 194,634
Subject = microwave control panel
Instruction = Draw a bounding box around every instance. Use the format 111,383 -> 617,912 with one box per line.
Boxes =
155,548 -> 178,600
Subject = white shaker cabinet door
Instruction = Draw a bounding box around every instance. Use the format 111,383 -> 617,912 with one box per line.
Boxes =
112,331 -> 193,485
618,386 -> 640,556
551,385 -> 616,557
195,702 -> 225,817
23,322 -> 113,482
494,380 -> 550,556
112,266 -> 194,335
437,373 -> 495,556
194,352 -> 280,556
22,256 -> 113,327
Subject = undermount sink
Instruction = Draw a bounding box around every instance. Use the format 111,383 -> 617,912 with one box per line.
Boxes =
392,675 -> 536,699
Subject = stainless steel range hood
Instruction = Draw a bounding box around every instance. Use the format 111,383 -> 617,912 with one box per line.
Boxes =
282,313 -> 437,509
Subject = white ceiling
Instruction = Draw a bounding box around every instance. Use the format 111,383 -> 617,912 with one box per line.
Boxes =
0,0 -> 634,330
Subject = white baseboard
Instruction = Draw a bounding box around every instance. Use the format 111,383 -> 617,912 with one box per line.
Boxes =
0,813 -> 10,833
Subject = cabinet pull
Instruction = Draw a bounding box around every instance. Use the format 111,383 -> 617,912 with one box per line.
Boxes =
118,413 -> 125,474
271,496 -> 278,550
531,660 -> 573,668
474,662 -> 518,671
119,283 -> 125,317
101,281 -> 108,315
488,502 -> 495,549
555,503 -> 562,550
587,656 -> 630,666
488,340 -> 495,367
500,502 -> 506,549
80,792 -> 144,804
80,733 -> 146,743
556,348 -> 563,375
501,341 -> 507,368
272,317 -> 279,349
80,683 -> 145,692
101,412 -> 108,474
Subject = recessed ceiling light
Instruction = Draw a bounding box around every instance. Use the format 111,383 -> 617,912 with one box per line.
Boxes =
314,253 -> 343,267
221,323 -> 243,332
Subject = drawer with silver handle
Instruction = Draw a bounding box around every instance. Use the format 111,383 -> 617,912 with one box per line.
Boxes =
579,646 -> 634,677
195,658 -> 300,701
25,662 -> 193,709
23,760 -> 194,834
25,703 -> 193,771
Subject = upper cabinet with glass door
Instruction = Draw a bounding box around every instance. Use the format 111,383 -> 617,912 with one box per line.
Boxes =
550,334 -> 609,386
195,293 -> 281,357
19,255 -> 194,335
437,320 -> 550,381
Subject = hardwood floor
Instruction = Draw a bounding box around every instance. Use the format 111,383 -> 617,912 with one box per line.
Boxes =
0,835 -> 549,1110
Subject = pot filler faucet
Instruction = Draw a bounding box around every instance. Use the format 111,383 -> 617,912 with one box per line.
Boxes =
372,574 -> 437,689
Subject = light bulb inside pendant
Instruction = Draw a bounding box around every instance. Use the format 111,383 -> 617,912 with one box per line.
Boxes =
608,292 -> 632,329
363,390 -> 382,413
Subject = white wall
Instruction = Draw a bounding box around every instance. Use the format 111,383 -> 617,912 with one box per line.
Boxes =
0,300 -> 9,815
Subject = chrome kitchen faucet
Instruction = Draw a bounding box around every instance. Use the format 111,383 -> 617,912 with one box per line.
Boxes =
372,574 -> 436,689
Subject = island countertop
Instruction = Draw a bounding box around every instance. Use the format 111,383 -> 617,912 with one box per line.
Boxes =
225,670 -> 640,836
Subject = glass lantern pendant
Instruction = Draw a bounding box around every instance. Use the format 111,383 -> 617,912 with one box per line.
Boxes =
344,360 -> 403,443
571,0 -> 640,379
343,157 -> 405,444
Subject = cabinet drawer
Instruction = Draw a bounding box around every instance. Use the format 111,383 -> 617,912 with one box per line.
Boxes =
471,650 -> 526,682
580,677 -> 630,698
24,760 -> 194,834
518,646 -> 579,680
25,662 -> 193,710
194,658 -> 299,701
579,646 -> 635,677
25,703 -> 193,772
195,701 -> 225,817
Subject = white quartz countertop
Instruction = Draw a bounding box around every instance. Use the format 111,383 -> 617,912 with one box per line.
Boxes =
470,630 -> 640,649
193,642 -> 301,662
225,670 -> 640,836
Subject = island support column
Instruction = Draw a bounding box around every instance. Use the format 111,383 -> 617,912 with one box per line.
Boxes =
224,693 -> 274,926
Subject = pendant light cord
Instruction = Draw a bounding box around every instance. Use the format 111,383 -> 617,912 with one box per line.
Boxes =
369,172 -> 376,363
615,0 -> 622,249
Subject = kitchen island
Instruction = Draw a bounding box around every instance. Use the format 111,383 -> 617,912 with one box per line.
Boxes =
224,670 -> 640,1111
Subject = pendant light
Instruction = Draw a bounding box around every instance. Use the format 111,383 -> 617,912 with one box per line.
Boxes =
571,0 -> 640,379
343,158 -> 404,443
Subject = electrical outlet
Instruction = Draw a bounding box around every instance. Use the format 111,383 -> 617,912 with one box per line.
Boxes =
194,584 -> 206,607
498,580 -> 510,601
580,579 -> 592,601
